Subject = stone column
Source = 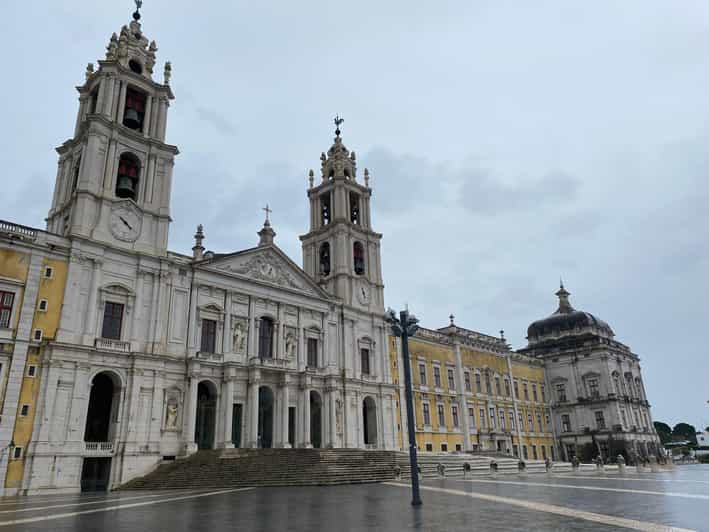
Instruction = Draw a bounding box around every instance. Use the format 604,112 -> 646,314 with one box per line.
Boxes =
223,291 -> 232,356
130,270 -> 145,351
279,375 -> 290,448
328,387 -> 337,448
302,385 -> 311,448
102,75 -> 115,118
247,370 -> 260,448
143,96 -> 153,138
116,81 -> 127,124
185,372 -> 199,453
247,298 -> 256,358
82,258 -> 102,345
222,377 -> 235,448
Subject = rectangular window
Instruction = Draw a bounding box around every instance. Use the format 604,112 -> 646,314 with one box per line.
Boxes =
38,299 -> 48,312
509,410 -> 515,430
489,407 -> 496,429
12,447 -> 22,459
541,385 -> 546,402
532,384 -> 538,402
537,413 -> 543,432
419,364 -> 427,386
495,376 -> 501,396
475,373 -> 482,393
485,374 -> 492,394
441,443 -> 448,452
437,403 -> 445,427
447,368 -> 455,390
468,407 -> 475,428
513,380 -> 519,399
518,411 -> 524,431
504,379 -> 511,397
422,403 -> 431,426
455,443 -> 462,452
464,372 -> 471,391
27,365 -> 37,377
595,410 -> 606,430
527,413 -> 533,431
532,445 -> 538,460
101,302 -> 124,340
0,291 -> 15,329
451,405 -> 459,427
479,407 -> 486,429
499,408 -> 505,430
434,366 -> 441,388
360,348 -> 370,375
44,266 -> 54,278
20,404 -> 29,416
556,383 -> 567,402
588,378 -> 600,399
561,414 -> 571,432
425,443 -> 433,452
33,329 -> 43,341
258,318 -> 274,358
200,319 -> 217,353
523,382 -> 529,400
307,338 -> 318,368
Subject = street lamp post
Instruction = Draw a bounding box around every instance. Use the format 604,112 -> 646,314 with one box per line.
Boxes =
385,307 -> 422,506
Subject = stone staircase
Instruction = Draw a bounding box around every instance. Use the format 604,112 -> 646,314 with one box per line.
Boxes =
395,452 -> 573,479
120,448 -> 398,490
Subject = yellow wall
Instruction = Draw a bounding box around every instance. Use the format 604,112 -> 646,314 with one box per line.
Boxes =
30,258 -> 68,340
0,250 -> 30,331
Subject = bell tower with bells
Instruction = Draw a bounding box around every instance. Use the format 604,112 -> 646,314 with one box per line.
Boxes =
46,1 -> 178,256
300,117 -> 384,312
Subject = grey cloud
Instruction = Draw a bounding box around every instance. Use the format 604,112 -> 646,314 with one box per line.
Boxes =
194,106 -> 238,136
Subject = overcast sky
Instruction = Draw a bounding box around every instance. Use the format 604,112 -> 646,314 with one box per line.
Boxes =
2,1 -> 707,430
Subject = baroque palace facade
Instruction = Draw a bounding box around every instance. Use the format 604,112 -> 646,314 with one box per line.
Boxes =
0,8 -> 659,494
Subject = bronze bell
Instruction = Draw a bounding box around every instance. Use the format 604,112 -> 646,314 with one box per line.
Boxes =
123,108 -> 141,129
116,175 -> 136,199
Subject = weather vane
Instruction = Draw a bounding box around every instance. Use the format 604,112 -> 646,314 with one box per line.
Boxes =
133,0 -> 143,20
334,115 -> 344,136
262,204 -> 272,223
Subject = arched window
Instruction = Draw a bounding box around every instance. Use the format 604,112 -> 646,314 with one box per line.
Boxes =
319,242 -> 331,276
353,241 -> 365,275
320,193 -> 331,226
116,153 -> 140,200
258,317 -> 274,359
350,192 -> 360,224
123,88 -> 146,131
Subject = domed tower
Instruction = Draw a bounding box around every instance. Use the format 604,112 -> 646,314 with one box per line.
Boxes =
300,120 -> 384,312
519,282 -> 660,463
46,3 -> 178,256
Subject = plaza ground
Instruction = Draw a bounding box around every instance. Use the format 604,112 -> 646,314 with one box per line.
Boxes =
0,466 -> 707,531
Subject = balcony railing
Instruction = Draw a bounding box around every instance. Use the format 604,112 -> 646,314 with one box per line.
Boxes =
95,338 -> 130,353
84,441 -> 114,455
248,356 -> 290,369
0,220 -> 37,242
197,351 -> 223,362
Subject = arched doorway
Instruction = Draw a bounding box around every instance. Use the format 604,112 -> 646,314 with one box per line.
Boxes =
310,391 -> 322,448
258,386 -> 274,448
195,381 -> 217,450
82,371 -> 120,492
363,397 -> 377,447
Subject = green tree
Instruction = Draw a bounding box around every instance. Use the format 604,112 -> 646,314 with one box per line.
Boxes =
654,421 -> 672,444
672,422 -> 698,446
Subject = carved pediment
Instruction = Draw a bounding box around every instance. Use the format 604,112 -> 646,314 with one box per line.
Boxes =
207,247 -> 323,297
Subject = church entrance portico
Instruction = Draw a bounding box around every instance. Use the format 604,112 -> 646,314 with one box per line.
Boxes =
195,381 -> 217,450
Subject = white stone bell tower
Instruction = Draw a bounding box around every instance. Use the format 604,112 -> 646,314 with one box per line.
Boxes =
46,3 -> 178,256
300,119 -> 384,312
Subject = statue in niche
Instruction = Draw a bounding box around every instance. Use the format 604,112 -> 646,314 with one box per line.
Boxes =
285,332 -> 296,358
165,398 -> 179,429
233,321 -> 247,352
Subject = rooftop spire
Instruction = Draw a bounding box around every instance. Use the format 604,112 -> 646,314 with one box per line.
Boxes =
133,0 -> 143,21
555,281 -> 574,313
334,114 -> 344,138
258,206 -> 276,246
192,224 -> 205,260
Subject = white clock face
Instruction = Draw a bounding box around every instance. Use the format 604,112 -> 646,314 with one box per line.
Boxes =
357,282 -> 371,305
110,204 -> 141,242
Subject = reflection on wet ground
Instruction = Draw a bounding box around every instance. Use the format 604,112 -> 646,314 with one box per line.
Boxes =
0,465 -> 706,531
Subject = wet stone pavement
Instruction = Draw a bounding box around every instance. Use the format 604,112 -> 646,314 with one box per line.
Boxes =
0,465 -> 707,531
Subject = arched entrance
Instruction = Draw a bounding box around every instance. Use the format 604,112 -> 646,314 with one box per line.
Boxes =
82,371 -> 120,492
310,390 -> 322,448
363,397 -> 377,447
195,381 -> 217,450
258,386 -> 274,448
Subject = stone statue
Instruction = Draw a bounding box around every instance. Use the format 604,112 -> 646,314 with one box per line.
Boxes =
165,400 -> 178,428
233,321 -> 247,352
285,333 -> 296,358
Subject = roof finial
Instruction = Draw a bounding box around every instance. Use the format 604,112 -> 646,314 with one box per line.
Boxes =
262,203 -> 272,225
133,0 -> 142,20
449,314 -> 455,326
334,114 -> 344,137
555,280 -> 573,313
192,224 -> 205,261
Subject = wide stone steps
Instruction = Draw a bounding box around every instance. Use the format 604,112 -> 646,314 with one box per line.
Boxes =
120,448 -> 399,490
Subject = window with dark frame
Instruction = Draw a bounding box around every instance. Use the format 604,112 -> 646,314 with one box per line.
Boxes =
349,192 -> 360,224
258,317 -> 274,358
422,403 -> 431,425
101,302 -> 124,340
0,291 -> 15,329
451,405 -> 459,427
561,414 -> 571,432
434,366 -> 441,388
437,403 -> 445,426
447,368 -> 455,390
200,319 -> 217,353
307,338 -> 318,368
360,348 -> 370,375
464,372 -> 471,391
419,364 -> 426,386
353,242 -> 365,275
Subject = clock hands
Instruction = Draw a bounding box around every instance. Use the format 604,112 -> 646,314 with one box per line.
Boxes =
119,216 -> 133,231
